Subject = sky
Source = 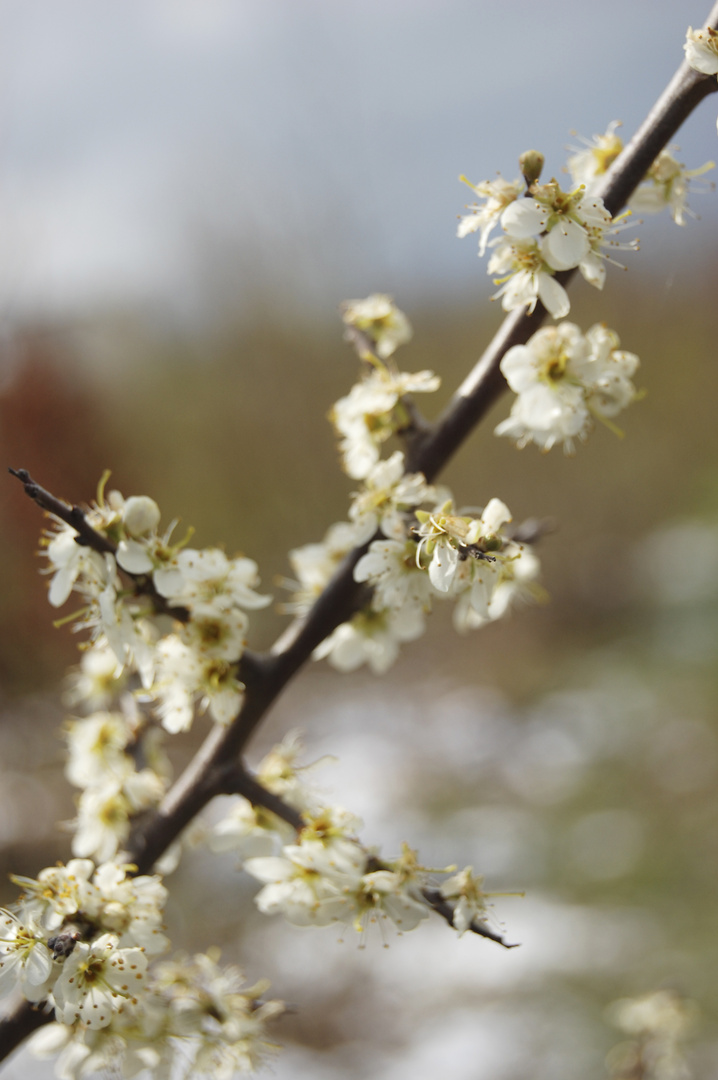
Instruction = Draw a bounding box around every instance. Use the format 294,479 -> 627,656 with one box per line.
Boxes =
1,0 -> 717,326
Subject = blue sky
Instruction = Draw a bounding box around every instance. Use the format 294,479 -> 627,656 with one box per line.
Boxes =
1,0 -> 716,324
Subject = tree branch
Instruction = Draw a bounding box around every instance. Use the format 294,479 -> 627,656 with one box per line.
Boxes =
3,18 -> 718,1062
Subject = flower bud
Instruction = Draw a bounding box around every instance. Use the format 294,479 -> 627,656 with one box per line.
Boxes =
122,495 -> 160,537
519,150 -> 544,188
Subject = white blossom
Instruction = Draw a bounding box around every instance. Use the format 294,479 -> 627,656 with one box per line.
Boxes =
331,365 -> 440,480
0,909 -> 55,1002
457,173 -> 525,255
341,294 -> 412,359
439,866 -> 492,935
628,146 -> 715,226
153,547 -> 271,616
566,121 -> 624,191
354,537 -> 432,614
285,520 -> 364,615
487,236 -> 571,319
495,320 -> 639,452
314,604 -> 425,674
684,25 -> 718,76
52,932 -> 148,1029
348,451 -> 434,542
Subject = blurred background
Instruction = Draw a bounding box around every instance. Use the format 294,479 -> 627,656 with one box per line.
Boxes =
1,1 -> 718,1077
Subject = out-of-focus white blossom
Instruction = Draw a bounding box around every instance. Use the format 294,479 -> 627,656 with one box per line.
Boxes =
629,147 -> 715,225
457,173 -> 525,255
313,604 -> 425,674
439,866 -> 492,935
606,988 -> 697,1080
348,451 -> 434,543
153,548 -> 270,617
153,636 -> 245,733
494,320 -> 639,452
566,121 -> 624,191
341,294 -> 412,360
331,364 -> 440,480
284,520 -> 364,615
0,909 -> 56,1002
354,537 -> 432,614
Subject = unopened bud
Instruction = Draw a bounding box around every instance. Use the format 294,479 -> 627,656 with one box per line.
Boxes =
519,150 -> 544,188
123,495 -> 161,537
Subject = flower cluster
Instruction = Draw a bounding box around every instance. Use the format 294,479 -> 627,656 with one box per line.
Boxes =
42,482 -> 271,863
331,298 -> 440,479
567,123 -> 714,225
44,480 -> 270,738
494,320 -> 640,453
0,860 -> 282,1079
286,440 -> 541,672
199,734 -> 511,941
458,168 -> 637,319
340,293 -> 412,360
65,688 -> 170,864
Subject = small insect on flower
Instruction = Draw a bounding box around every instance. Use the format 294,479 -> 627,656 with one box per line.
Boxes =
47,929 -> 82,959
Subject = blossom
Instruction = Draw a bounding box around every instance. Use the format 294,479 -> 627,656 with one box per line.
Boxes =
565,121 -> 624,191
152,636 -> 245,732
340,294 -> 412,359
453,541 -> 543,631
51,932 -> 148,1029
457,174 -> 525,255
0,909 -> 55,1001
494,320 -> 639,452
415,497 -> 512,595
487,236 -> 571,319
348,451 -> 434,543
354,537 -> 432,614
313,604 -> 425,674
153,547 -> 271,617
245,810 -> 366,927
285,520 -> 364,615
64,642 -> 126,710
684,25 -> 718,76
331,364 -> 440,480
439,866 -> 492,935
474,172 -> 637,315
45,528 -> 107,609
628,146 -> 715,225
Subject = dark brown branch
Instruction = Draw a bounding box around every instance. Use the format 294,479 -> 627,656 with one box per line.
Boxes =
9,468 -> 117,556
